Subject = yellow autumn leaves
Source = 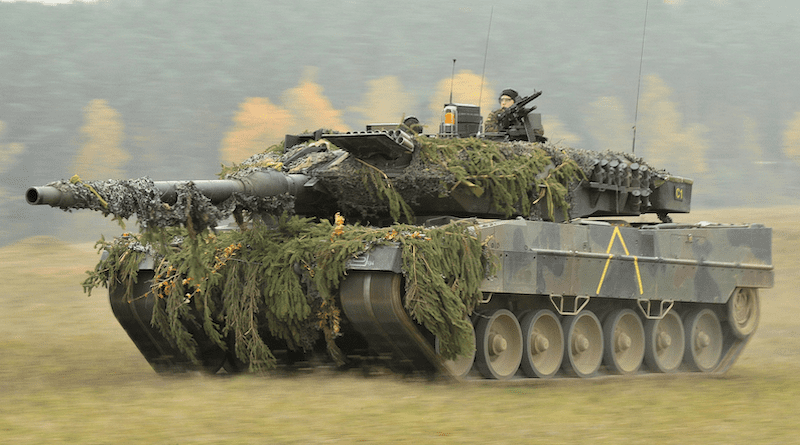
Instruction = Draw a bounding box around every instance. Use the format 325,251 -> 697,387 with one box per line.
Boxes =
154,241 -> 243,302
330,212 -> 430,243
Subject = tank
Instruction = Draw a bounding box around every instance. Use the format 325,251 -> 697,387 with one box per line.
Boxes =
26,92 -> 773,379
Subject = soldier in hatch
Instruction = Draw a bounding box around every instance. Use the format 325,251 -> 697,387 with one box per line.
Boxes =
483,88 -> 546,142
484,89 -> 519,133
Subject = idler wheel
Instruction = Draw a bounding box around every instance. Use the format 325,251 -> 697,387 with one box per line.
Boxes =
475,309 -> 523,379
603,309 -> 645,375
520,309 -> 564,378
728,288 -> 760,339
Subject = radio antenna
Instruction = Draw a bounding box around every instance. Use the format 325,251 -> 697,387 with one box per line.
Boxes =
449,59 -> 456,104
632,0 -> 649,154
478,6 -> 494,109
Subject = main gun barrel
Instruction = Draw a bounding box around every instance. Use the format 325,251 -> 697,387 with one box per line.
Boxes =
154,170 -> 310,204
26,170 -> 311,208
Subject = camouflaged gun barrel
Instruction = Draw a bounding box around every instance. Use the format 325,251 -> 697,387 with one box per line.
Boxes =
25,170 -> 310,208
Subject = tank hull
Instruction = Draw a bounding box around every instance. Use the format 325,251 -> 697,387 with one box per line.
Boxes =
111,218 -> 772,379
340,219 -> 772,379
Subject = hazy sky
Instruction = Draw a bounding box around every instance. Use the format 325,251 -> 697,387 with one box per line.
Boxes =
1,0 -> 96,3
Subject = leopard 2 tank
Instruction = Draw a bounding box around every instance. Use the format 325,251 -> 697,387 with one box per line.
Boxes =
26,91 -> 773,379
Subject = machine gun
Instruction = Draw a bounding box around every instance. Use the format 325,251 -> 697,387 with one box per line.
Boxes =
488,90 -> 545,142
494,91 -> 541,128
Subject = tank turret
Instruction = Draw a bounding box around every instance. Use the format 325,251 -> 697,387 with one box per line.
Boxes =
28,129 -> 690,226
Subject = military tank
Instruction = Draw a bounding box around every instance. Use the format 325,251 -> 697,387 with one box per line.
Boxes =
26,92 -> 773,380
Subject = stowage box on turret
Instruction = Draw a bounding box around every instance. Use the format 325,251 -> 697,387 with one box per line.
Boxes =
27,91 -> 772,379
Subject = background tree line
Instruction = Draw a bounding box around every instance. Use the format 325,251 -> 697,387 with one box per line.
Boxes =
1,0 -> 799,245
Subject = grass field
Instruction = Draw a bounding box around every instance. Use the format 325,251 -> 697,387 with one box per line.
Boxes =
1,206 -> 798,444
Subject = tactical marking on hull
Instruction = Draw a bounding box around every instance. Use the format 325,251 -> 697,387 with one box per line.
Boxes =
597,226 -> 644,295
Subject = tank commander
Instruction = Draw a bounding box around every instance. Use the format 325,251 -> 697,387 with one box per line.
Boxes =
484,89 -> 519,133
483,88 -> 546,142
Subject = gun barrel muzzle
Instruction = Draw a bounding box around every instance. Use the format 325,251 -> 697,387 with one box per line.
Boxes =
26,186 -> 75,207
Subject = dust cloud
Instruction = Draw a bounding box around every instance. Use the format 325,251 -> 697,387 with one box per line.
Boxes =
636,75 -> 711,177
217,70 -> 727,180
348,76 -> 415,129
205,69 -> 800,185
783,111 -> 800,166
220,68 -> 350,165
220,69 -> 497,165
70,99 -> 130,180
426,70 -> 494,122
0,120 -> 25,203
281,67 -> 348,133
540,116 -> 583,147
220,97 -> 297,165
584,96 -> 631,152
0,121 -> 24,187
0,121 -> 24,170
581,75 -> 712,178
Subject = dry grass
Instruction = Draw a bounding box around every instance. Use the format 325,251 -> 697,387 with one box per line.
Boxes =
1,207 -> 798,444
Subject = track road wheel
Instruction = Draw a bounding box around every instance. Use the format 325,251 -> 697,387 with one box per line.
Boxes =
684,309 -> 723,372
728,288 -> 760,339
435,324 -> 476,378
561,311 -> 603,378
475,309 -> 523,379
644,310 -> 684,373
520,310 -> 564,378
603,309 -> 645,375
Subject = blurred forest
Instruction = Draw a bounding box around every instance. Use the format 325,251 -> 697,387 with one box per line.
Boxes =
1,0 -> 799,245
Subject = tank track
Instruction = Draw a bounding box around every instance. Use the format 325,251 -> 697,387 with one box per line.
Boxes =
109,271 -> 229,373
109,268 -> 758,380
338,271 -> 758,380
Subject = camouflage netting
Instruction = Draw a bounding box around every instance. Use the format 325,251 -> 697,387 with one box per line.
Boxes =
74,135 -> 668,372
84,216 -> 493,370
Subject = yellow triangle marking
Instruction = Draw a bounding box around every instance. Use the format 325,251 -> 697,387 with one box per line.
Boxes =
596,226 -> 644,295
